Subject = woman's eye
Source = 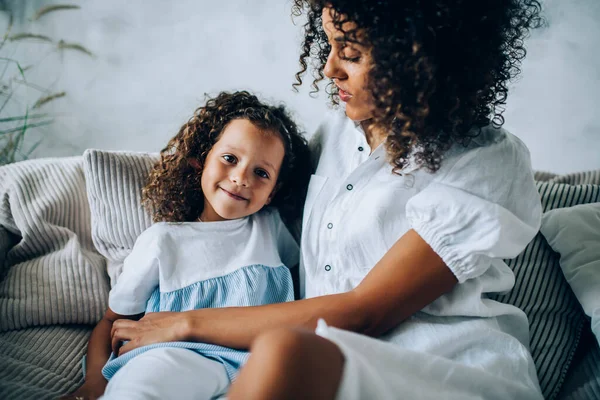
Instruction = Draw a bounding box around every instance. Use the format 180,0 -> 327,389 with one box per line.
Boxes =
340,45 -> 361,62
343,56 -> 361,63
341,50 -> 361,62
255,169 -> 269,179
222,155 -> 236,163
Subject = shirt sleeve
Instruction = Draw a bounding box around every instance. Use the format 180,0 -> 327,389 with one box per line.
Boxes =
272,210 -> 300,268
405,131 -> 542,283
108,225 -> 161,315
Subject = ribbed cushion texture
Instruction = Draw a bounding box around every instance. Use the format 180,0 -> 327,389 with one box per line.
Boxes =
0,157 -> 108,331
83,149 -> 158,286
0,324 -> 90,399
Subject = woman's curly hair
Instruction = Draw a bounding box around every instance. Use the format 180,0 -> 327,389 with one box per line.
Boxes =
142,91 -> 312,224
292,0 -> 544,172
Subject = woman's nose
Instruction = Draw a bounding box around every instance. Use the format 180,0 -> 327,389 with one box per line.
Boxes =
324,50 -> 345,80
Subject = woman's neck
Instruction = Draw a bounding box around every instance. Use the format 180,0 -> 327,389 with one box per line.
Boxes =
360,120 -> 387,152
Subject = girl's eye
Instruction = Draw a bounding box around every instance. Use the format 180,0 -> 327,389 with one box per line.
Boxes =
255,169 -> 270,179
222,155 -> 236,163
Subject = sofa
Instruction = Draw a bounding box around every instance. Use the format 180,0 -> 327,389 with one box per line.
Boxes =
0,149 -> 598,400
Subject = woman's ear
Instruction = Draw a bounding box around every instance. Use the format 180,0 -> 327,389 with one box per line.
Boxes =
188,158 -> 202,170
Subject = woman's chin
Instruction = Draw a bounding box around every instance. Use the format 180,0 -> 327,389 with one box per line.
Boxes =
343,105 -> 374,123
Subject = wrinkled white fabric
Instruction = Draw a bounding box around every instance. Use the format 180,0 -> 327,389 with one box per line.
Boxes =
302,111 -> 543,399
101,348 -> 229,400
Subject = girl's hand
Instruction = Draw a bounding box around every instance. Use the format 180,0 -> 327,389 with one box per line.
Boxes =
110,311 -> 187,356
59,379 -> 107,400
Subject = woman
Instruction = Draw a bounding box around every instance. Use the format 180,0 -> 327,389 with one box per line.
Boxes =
109,1 -> 545,399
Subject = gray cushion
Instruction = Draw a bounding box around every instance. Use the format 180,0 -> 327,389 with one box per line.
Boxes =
0,324 -> 91,400
83,149 -> 158,286
0,157 -> 108,331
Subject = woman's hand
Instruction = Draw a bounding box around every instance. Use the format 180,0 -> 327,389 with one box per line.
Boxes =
59,379 -> 107,400
111,311 -> 186,356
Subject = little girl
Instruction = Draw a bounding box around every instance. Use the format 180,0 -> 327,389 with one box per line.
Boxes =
70,91 -> 311,400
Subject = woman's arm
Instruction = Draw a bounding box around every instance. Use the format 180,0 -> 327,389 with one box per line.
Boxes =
112,229 -> 456,354
62,308 -> 142,399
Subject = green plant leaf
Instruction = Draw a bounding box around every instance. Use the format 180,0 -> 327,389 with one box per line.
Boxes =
32,5 -> 81,21
0,13 -> 14,51
0,121 -> 53,136
32,92 -> 66,109
0,57 -> 26,80
24,139 -> 43,157
57,40 -> 94,57
0,114 -> 50,123
8,33 -> 54,43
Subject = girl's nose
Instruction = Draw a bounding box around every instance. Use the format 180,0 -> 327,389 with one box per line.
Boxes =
230,167 -> 249,187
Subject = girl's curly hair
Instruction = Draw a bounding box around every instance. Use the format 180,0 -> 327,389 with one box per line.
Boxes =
292,0 -> 544,173
143,91 -> 312,224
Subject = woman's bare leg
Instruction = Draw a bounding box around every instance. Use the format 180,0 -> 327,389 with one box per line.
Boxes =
228,327 -> 345,400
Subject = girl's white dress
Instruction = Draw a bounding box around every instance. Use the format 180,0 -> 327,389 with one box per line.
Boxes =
303,111 -> 544,400
102,209 -> 298,383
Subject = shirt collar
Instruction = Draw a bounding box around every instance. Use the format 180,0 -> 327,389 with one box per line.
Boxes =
347,115 -> 420,174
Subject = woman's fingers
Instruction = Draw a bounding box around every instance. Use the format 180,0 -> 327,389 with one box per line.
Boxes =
111,318 -> 136,355
117,339 -> 138,356
110,312 -> 181,355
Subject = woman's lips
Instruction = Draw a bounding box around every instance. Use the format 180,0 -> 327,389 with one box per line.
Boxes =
220,187 -> 247,201
338,88 -> 353,102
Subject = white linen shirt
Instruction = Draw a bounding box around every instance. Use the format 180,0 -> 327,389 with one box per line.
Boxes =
300,111 -> 542,348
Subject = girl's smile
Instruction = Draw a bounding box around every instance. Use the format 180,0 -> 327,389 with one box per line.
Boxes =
219,186 -> 249,201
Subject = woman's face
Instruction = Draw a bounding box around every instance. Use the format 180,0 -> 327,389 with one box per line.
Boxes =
322,7 -> 375,122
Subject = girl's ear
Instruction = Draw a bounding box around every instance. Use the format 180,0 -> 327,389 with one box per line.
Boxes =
265,183 -> 282,205
188,158 -> 202,170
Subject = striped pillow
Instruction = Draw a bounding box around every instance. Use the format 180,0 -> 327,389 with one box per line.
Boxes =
558,331 -> 600,399
491,180 -> 600,400
83,149 -> 158,287
0,324 -> 91,400
0,157 -> 109,331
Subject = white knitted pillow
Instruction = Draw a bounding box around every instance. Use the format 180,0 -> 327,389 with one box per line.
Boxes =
83,149 -> 158,286
0,157 -> 108,331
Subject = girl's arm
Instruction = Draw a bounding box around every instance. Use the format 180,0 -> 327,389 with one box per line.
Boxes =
112,229 -> 457,354
63,308 -> 143,399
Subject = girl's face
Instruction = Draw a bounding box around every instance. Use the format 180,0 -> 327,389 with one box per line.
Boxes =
199,119 -> 285,222
322,7 -> 375,123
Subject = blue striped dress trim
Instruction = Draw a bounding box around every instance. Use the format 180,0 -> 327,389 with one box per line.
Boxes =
102,264 -> 294,381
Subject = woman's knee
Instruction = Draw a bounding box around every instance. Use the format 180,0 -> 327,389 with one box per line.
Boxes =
231,328 -> 345,399
251,327 -> 344,371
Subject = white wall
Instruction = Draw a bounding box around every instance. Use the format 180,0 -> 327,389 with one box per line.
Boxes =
503,0 -> 600,173
2,0 -> 599,173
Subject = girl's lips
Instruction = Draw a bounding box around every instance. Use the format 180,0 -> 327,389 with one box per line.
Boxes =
220,187 -> 247,201
338,88 -> 353,102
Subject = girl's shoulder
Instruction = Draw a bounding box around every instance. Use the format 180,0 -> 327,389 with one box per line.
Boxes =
253,208 -> 282,228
